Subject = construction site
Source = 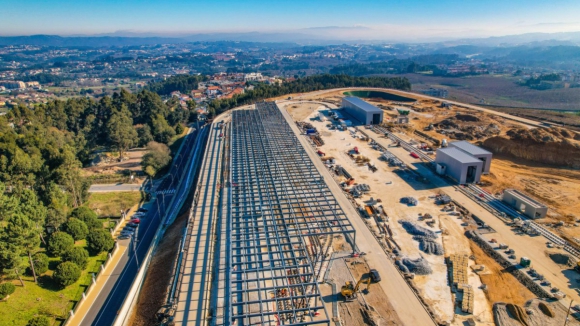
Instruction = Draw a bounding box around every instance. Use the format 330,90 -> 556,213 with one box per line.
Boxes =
136,88 -> 580,326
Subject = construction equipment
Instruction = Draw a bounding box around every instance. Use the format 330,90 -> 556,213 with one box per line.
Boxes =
341,278 -> 371,301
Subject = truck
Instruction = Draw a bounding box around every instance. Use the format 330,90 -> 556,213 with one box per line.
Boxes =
317,150 -> 325,156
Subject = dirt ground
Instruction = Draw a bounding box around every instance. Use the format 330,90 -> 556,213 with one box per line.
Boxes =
286,102 -> 328,121
468,241 -> 536,306
480,155 -> 580,238
129,208 -> 189,325
332,256 -> 402,326
83,149 -> 146,175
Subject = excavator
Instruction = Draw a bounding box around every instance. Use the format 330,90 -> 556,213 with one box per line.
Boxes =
341,278 -> 371,301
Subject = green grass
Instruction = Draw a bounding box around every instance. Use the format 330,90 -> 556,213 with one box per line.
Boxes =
85,191 -> 143,217
0,244 -> 109,326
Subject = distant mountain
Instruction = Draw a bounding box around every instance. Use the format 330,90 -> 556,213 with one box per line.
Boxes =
443,32 -> 580,47
0,35 -> 186,47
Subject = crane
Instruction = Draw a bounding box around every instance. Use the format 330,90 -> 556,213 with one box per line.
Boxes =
341,277 -> 371,301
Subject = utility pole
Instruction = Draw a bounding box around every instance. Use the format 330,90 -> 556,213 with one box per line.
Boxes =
564,299 -> 574,326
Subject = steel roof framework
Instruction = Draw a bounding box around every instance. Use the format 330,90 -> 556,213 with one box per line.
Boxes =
225,102 -> 355,325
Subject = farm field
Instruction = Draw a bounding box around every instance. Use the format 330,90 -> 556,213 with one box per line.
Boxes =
393,74 -> 580,111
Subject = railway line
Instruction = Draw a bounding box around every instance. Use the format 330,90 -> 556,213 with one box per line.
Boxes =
173,121 -> 225,325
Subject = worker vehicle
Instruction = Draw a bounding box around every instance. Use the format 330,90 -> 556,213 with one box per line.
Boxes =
341,278 -> 371,301
369,269 -> 381,282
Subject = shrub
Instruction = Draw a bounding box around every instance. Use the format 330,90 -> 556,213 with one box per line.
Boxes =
0,282 -> 16,300
27,316 -> 50,326
63,218 -> 89,241
62,247 -> 89,269
71,207 -> 101,230
53,262 -> 81,287
86,229 -> 115,255
26,253 -> 49,276
47,232 -> 74,257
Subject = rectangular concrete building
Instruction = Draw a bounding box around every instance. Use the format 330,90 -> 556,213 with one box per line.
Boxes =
435,147 -> 483,184
342,96 -> 383,125
502,189 -> 548,219
449,141 -> 492,174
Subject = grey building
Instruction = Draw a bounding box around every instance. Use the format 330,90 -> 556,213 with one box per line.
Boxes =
341,97 -> 383,125
449,141 -> 492,174
435,147 -> 483,184
502,189 -> 548,219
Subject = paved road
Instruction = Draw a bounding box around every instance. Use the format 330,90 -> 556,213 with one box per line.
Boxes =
89,184 -> 143,192
278,104 -> 437,326
82,126 -> 208,326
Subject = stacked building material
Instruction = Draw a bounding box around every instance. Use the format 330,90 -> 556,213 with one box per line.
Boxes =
448,254 -> 473,314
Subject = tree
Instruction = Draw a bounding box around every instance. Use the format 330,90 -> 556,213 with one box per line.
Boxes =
175,123 -> 184,135
63,218 -> 88,241
62,247 -> 89,269
0,283 -> 16,300
47,232 -> 74,257
70,207 -> 101,230
136,125 -> 153,147
106,107 -> 137,160
27,253 -> 49,275
151,114 -> 175,144
141,141 -> 172,177
3,214 -> 41,283
86,229 -> 114,255
53,261 -> 81,287
27,316 -> 50,326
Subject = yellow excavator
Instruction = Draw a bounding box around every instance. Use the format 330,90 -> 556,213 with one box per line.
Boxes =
341,278 -> 371,301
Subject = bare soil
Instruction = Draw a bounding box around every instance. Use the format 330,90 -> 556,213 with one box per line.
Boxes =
129,209 -> 189,326
469,241 -> 535,306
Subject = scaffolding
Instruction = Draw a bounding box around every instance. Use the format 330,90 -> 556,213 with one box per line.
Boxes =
225,102 -> 356,325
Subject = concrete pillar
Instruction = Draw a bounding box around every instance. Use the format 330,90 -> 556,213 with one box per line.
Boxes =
69,310 -> 74,317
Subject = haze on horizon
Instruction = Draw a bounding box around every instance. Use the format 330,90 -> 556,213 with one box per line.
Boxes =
2,0 -> 580,42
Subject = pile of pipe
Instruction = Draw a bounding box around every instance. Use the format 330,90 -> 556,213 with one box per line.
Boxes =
396,256 -> 432,275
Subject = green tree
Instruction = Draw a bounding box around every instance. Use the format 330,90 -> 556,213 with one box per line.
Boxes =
106,107 -> 137,160
151,114 -> 175,144
62,247 -> 89,269
0,283 -> 16,300
27,253 -> 49,276
136,124 -> 153,147
70,207 -> 101,230
86,229 -> 115,255
47,232 -> 74,257
27,316 -> 50,326
141,141 -> 172,177
53,261 -> 81,288
63,218 -> 88,241
3,214 -> 41,283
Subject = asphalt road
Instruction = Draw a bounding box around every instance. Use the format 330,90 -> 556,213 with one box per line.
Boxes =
82,125 -> 208,326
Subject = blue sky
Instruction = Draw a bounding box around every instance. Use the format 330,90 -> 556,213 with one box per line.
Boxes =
2,0 -> 580,40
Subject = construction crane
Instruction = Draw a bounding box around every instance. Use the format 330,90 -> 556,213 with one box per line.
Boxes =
341,278 -> 371,301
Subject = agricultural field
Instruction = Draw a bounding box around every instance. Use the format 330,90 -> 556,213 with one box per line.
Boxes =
395,73 -> 580,111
